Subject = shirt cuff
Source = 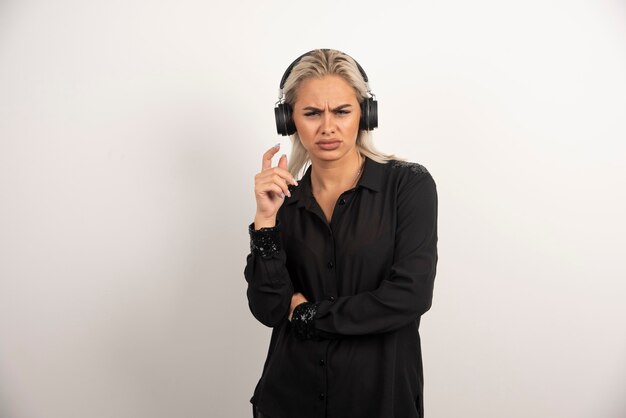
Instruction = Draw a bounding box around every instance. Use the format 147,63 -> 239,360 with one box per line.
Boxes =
291,301 -> 321,340
248,221 -> 281,258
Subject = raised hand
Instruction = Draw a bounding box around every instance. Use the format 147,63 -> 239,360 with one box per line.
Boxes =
253,144 -> 298,229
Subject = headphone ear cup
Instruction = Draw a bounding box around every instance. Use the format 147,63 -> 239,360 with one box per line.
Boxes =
275,103 -> 296,136
359,97 -> 378,131
368,98 -> 378,130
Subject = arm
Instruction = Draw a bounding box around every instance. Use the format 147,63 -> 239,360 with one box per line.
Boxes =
244,144 -> 298,327
291,171 -> 438,339
244,221 -> 294,327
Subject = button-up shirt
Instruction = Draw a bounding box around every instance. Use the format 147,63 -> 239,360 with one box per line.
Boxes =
244,156 -> 438,418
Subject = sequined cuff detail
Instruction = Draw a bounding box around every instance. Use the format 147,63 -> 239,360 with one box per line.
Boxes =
291,301 -> 320,340
248,221 -> 281,258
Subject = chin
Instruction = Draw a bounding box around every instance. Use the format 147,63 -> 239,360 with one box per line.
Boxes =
311,150 -> 351,162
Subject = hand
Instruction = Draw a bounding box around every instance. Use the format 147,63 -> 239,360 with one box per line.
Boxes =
254,144 -> 298,228
288,292 -> 309,322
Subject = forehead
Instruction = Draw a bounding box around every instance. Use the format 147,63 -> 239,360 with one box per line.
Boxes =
294,75 -> 359,107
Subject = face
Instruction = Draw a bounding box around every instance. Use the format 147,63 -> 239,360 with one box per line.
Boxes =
292,75 -> 361,163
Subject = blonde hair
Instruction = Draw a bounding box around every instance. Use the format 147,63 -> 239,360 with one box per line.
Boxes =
282,49 -> 404,178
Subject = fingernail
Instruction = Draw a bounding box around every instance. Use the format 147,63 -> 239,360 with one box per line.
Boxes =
279,192 -> 285,199
281,153 -> 287,158
274,143 -> 280,149
292,179 -> 298,186
286,190 -> 291,197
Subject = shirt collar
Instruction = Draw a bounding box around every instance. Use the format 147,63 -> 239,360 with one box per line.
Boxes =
285,155 -> 384,207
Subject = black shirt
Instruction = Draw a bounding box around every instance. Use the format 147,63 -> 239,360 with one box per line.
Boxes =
244,156 -> 438,418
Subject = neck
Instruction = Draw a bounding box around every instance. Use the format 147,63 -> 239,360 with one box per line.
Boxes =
310,150 -> 363,194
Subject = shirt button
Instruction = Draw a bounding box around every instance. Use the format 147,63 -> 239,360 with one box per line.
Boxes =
327,261 -> 334,269
328,296 -> 336,302
338,198 -> 346,205
319,393 -> 325,400
319,359 -> 325,366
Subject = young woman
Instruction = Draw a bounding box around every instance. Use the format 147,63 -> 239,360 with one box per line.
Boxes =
244,49 -> 438,418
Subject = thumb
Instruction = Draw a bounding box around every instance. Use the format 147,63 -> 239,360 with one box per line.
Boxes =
278,153 -> 288,170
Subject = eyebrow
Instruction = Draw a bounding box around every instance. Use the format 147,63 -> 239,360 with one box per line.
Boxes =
302,104 -> 353,112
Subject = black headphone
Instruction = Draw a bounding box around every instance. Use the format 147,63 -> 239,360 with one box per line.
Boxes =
274,49 -> 378,136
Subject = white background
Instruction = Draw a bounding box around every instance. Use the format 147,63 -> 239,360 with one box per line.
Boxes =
1,1 -> 625,417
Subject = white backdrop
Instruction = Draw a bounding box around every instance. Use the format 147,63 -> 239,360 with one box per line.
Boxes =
1,1 -> 625,417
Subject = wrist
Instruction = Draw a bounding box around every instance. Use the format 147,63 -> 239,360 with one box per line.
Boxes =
253,214 -> 277,230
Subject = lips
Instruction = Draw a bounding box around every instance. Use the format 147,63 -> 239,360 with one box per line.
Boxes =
317,140 -> 341,150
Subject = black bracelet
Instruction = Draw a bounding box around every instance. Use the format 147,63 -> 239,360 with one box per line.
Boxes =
248,221 -> 281,258
291,301 -> 320,340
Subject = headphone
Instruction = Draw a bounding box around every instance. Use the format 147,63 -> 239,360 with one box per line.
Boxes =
274,49 -> 378,136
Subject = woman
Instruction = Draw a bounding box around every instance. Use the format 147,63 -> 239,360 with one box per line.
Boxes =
244,49 -> 438,418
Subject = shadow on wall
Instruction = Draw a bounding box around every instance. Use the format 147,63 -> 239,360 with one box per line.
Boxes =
0,382 -> 15,418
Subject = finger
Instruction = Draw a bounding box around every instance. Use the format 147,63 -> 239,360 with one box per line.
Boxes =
277,154 -> 298,186
278,153 -> 288,171
269,174 -> 291,197
255,179 -> 291,199
259,166 -> 298,186
268,184 -> 285,200
262,143 -> 281,171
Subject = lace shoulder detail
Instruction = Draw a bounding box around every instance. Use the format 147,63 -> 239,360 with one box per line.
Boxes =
390,160 -> 429,176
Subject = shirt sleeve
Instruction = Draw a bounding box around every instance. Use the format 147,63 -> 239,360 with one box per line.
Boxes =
243,221 -> 294,327
310,171 -> 438,337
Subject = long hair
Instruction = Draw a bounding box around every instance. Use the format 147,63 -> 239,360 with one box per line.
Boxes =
282,49 -> 403,178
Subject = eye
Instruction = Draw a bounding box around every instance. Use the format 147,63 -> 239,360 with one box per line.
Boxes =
335,109 -> 350,115
304,111 -> 320,117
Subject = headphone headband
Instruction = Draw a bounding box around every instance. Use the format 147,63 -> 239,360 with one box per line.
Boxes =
278,49 -> 370,98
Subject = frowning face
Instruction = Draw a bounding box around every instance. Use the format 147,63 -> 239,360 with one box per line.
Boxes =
292,75 -> 361,164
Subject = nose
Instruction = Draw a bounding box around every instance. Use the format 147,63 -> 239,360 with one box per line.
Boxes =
321,110 -> 335,135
